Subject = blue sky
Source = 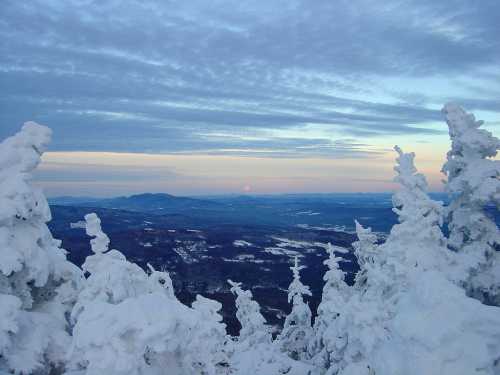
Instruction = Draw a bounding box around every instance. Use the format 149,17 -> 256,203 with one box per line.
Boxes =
1,0 -> 499,196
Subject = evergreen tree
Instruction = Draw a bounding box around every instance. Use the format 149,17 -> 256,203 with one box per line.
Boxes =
387,146 -> 450,275
228,280 -> 313,375
338,146 -> 500,375
309,244 -> 350,374
192,295 -> 232,371
334,222 -> 387,375
70,213 -> 152,322
278,257 -> 313,361
228,279 -> 270,347
441,103 -> 500,304
352,220 -> 378,289
67,213 -> 230,375
0,122 -> 82,374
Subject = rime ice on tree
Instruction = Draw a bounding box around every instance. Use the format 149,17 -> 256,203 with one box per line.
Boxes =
0,122 -> 82,374
228,279 -> 270,347
442,103 -> 500,305
67,213 -> 230,375
278,257 -> 312,361
309,243 -> 350,373
339,145 -> 500,375
352,220 -> 378,289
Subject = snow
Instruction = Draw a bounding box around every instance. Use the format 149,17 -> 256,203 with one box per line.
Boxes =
172,241 -> 207,263
70,220 -> 86,229
294,210 -> 321,216
263,237 -> 349,259
2,106 -> 500,375
297,223 -> 357,233
0,122 -> 83,374
278,257 -> 313,361
264,247 -> 303,257
222,255 -> 265,264
233,240 -> 253,247
84,213 -> 110,254
441,103 -> 500,305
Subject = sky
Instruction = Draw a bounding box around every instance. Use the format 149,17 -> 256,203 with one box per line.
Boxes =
1,0 -> 499,196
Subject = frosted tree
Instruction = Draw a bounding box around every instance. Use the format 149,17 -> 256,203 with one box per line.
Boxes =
228,280 -> 313,375
0,122 -> 82,374
309,244 -> 350,374
67,213 -> 230,375
352,220 -> 379,289
70,213 -> 151,322
441,103 -> 500,304
278,257 -> 313,361
339,146 -> 450,374
85,212 -> 110,254
191,295 -> 232,371
320,223 -> 388,375
387,146 -> 451,274
228,279 -> 270,346
338,145 -> 500,375
147,263 -> 175,298
336,221 -> 387,375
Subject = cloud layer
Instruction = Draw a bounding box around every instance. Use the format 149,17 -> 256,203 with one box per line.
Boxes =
1,0 -> 499,161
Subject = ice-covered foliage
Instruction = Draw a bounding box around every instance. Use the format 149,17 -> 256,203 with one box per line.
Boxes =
230,343 -> 313,375
228,279 -> 313,375
442,103 -> 500,249
352,220 -> 378,288
84,212 -> 110,254
228,279 -> 270,347
147,263 -> 175,299
388,146 -> 452,275
67,213 -> 230,375
191,294 -> 231,368
70,213 -> 152,322
337,145 -> 500,375
308,243 -> 350,373
0,122 -> 82,374
442,103 -> 500,305
277,257 -> 312,361
319,220 -> 391,375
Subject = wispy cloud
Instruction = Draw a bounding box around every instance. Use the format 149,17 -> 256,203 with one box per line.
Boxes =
1,0 -> 499,161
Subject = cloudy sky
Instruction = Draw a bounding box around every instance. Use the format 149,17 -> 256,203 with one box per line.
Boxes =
1,0 -> 499,196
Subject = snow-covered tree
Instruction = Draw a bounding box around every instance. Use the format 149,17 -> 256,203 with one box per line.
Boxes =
70,213 -> 152,322
338,145 -> 500,375
228,280 -> 313,375
227,280 -> 270,347
191,295 -> 232,371
308,220 -> 385,375
85,212 -> 110,254
387,146 -> 451,275
147,263 -> 176,299
66,213 -> 231,375
278,257 -> 312,361
352,220 -> 378,289
309,243 -> 350,374
0,122 -> 82,374
441,103 -> 500,304
338,147 -> 450,375
334,220 -> 390,375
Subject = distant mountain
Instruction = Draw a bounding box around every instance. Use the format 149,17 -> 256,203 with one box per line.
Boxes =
49,193 -> 224,214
